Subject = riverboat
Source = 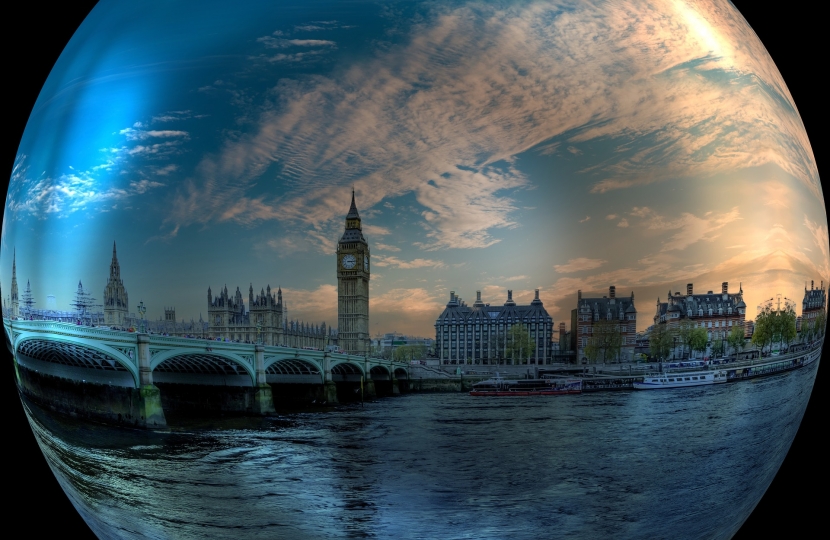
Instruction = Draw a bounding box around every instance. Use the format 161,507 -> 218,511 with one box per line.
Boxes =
633,370 -> 727,390
469,376 -> 582,396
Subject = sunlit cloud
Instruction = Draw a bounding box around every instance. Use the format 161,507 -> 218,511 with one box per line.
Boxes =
554,258 -> 607,273
373,256 -> 445,269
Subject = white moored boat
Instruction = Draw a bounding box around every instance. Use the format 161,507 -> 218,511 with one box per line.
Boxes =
633,370 -> 727,389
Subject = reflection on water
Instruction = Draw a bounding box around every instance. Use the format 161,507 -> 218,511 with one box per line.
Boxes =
25,361 -> 818,540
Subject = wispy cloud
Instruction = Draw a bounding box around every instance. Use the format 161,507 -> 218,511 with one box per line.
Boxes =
554,258 -> 607,273
167,1 -> 816,253
579,216 -> 591,223
629,206 -> 741,251
373,256 -> 445,269
375,242 -> 401,252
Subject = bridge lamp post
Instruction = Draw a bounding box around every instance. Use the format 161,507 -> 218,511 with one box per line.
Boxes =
256,321 -> 262,345
137,301 -> 146,334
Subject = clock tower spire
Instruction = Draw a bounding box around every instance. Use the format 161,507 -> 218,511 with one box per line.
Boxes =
337,189 -> 370,355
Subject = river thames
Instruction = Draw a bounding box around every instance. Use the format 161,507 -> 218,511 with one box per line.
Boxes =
23,360 -> 817,540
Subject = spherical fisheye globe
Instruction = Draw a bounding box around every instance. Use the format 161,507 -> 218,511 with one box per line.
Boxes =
3,1 -> 826,538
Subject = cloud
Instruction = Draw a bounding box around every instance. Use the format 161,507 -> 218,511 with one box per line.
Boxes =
280,284 -> 338,324
629,206 -> 741,251
5,155 -> 165,219
165,0 -> 818,256
373,255 -> 445,269
554,258 -> 607,273
579,216 -> 591,223
362,224 -> 390,236
118,128 -> 189,141
606,214 -> 618,220
129,179 -> 165,194
503,275 -> 528,282
617,219 -> 629,228
803,215 -> 830,279
375,242 -> 401,252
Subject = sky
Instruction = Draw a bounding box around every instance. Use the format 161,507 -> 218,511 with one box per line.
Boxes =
2,0 -> 826,338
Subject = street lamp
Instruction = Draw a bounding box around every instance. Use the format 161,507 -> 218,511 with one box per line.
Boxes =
137,301 -> 146,333
256,321 -> 262,345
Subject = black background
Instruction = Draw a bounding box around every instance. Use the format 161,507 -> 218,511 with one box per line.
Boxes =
3,2 -> 825,537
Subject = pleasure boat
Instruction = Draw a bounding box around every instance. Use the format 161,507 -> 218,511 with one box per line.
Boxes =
633,370 -> 727,389
470,373 -> 582,396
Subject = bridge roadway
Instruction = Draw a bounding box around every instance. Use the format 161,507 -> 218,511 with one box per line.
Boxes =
4,318 -> 410,428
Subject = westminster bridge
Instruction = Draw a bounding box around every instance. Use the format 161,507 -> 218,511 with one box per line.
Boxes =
4,319 -> 409,428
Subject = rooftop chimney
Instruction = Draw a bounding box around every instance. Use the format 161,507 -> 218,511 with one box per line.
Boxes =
477,291 -> 481,301
722,282 -> 728,294
508,290 -> 513,301
535,289 -> 540,300
609,285 -> 616,299
450,291 -> 455,302
811,280 -> 814,290
687,283 -> 693,296
578,290 -> 582,300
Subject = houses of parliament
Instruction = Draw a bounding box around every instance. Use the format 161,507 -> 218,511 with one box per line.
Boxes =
94,191 -> 371,353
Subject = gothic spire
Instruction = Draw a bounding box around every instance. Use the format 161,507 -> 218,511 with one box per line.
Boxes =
347,188 -> 360,219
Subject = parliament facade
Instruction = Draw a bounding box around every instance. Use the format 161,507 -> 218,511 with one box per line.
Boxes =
206,284 -> 333,347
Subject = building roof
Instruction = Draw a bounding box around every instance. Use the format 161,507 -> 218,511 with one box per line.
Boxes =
655,286 -> 745,323
578,288 -> 636,322
435,290 -> 552,324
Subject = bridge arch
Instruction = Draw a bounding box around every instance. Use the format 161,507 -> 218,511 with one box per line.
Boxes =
264,358 -> 323,385
13,334 -> 139,387
394,367 -> 409,380
263,354 -> 323,373
330,359 -> 365,376
150,349 -> 256,386
369,365 -> 391,379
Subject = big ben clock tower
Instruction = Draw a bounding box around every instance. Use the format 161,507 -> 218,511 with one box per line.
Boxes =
337,189 -> 370,355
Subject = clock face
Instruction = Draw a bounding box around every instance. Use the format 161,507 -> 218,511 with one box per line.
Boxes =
342,254 -> 356,269
364,255 -> 369,271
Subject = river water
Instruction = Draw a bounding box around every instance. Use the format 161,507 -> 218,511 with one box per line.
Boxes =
24,360 -> 817,540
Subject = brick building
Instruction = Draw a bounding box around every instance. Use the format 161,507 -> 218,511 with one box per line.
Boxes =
653,282 -> 746,344
801,280 -> 826,333
574,286 -> 637,363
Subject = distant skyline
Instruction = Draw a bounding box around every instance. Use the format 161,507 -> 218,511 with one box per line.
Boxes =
2,0 -> 826,337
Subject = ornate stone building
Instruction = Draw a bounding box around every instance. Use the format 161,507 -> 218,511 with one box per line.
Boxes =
801,280 -> 826,330
207,283 -> 334,347
337,190 -> 370,355
103,242 -> 129,326
434,289 -> 554,364
10,249 -> 19,318
653,282 -> 746,343
575,286 -> 637,363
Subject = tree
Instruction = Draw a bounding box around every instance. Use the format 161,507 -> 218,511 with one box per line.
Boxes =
727,324 -> 745,356
711,338 -> 725,357
676,320 -> 696,359
815,311 -> 827,338
751,302 -> 775,353
649,324 -> 674,361
506,324 -> 535,365
584,338 -> 600,364
777,303 -> 797,350
690,327 -> 708,358
393,344 -> 426,362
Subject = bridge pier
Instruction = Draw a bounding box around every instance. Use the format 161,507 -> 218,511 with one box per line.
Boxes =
391,377 -> 401,394
137,334 -> 167,428
322,354 -> 339,403
363,377 -> 377,399
253,345 -> 275,415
